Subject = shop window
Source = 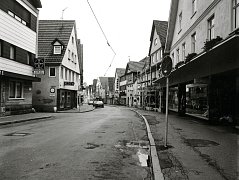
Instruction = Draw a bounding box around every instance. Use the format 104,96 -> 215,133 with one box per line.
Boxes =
233,0 -> 239,29
49,67 -> 56,77
9,81 -> 23,98
208,15 -> 215,40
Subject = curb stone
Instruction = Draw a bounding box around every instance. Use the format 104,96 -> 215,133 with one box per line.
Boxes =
131,109 -> 164,180
0,116 -> 52,126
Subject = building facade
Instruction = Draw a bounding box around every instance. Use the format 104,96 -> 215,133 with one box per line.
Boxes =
0,0 -> 42,116
32,20 -> 82,112
158,0 -> 239,125
148,20 -> 168,111
114,68 -> 125,105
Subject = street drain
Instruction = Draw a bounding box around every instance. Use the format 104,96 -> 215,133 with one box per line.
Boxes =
4,132 -> 31,136
184,139 -> 219,147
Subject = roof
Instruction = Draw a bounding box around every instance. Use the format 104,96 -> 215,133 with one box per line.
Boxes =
126,60 -> 146,74
115,68 -> 126,77
38,20 -> 75,64
150,20 -> 168,45
27,0 -> 42,8
165,0 -> 179,53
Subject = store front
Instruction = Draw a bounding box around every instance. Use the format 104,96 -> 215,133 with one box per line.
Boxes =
57,89 -> 77,110
155,34 -> 239,125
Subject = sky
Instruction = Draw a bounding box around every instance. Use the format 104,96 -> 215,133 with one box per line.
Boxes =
39,0 -> 171,85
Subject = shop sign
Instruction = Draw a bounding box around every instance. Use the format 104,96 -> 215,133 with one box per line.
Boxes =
33,58 -> 45,75
64,82 -> 75,86
50,87 -> 55,97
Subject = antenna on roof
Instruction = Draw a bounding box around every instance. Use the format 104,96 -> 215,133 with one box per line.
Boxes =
61,7 -> 68,20
128,56 -> 130,62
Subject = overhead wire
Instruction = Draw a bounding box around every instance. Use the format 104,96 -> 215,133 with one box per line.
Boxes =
86,0 -> 116,76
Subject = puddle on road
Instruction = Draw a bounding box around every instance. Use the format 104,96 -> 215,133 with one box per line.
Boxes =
137,149 -> 149,167
115,140 -> 150,167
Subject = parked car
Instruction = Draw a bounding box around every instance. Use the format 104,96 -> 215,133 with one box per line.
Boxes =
88,100 -> 94,105
93,100 -> 104,108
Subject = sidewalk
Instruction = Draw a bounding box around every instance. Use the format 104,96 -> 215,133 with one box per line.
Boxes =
133,109 -> 238,180
0,104 -> 94,126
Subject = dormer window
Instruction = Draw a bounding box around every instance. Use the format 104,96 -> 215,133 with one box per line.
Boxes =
54,46 -> 62,54
52,39 -> 63,55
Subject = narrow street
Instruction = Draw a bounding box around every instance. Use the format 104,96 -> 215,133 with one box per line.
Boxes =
0,106 -> 151,180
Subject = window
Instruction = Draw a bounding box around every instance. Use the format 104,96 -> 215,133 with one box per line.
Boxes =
68,50 -> 71,60
65,69 -> 68,80
72,72 -> 75,82
54,46 -> 62,54
192,0 -> 197,15
10,45 -> 15,60
0,41 -> 2,56
49,67 -> 56,77
75,55 -> 77,63
176,48 -> 180,63
61,67 -> 64,79
8,10 -> 14,17
232,0 -> 239,29
9,81 -> 23,98
69,70 -> 72,81
208,15 -> 215,40
191,33 -> 196,53
179,12 -> 182,31
72,52 -> 74,62
154,38 -> 158,46
72,36 -> 74,44
27,52 -> 31,64
182,43 -> 186,60
172,52 -> 174,62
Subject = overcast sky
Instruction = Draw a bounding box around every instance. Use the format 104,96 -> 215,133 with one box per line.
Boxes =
39,0 -> 171,85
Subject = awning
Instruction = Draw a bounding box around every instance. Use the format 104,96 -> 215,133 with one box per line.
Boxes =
0,70 -> 41,82
155,34 -> 239,87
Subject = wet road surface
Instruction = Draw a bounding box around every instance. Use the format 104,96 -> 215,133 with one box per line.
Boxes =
0,106 -> 151,180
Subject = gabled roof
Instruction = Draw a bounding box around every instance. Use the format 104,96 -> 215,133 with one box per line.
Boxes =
38,20 -> 75,64
150,20 -> 168,45
115,68 -> 126,77
125,59 -> 146,74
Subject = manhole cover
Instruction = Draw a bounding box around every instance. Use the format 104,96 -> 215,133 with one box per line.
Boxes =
5,132 -> 31,136
184,139 -> 219,147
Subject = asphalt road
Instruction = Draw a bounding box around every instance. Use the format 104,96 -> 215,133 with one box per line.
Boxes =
0,106 -> 151,180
